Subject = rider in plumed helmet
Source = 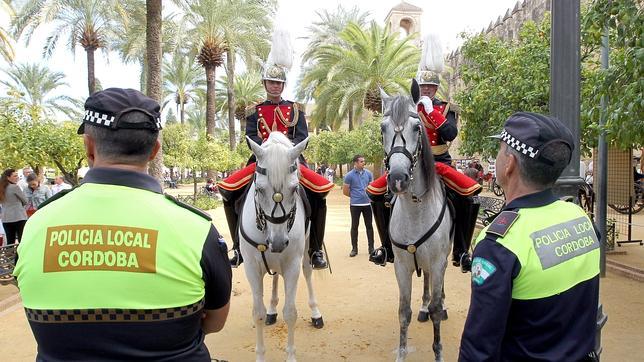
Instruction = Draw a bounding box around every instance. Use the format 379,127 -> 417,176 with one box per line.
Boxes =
368,34 -> 482,272
218,28 -> 332,270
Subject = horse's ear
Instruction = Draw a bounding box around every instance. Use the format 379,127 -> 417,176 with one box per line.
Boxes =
411,78 -> 420,104
288,137 -> 308,161
379,87 -> 390,101
246,136 -> 265,159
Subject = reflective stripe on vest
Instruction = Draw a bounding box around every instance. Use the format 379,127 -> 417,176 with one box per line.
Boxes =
474,200 -> 600,300
15,183 -> 212,310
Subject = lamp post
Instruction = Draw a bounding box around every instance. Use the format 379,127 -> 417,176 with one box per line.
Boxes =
550,1 -> 606,360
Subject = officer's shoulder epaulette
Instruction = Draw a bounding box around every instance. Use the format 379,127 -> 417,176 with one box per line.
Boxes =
486,210 -> 520,238
246,103 -> 259,117
38,187 -> 77,210
447,102 -> 460,114
164,194 -> 212,221
285,100 -> 302,111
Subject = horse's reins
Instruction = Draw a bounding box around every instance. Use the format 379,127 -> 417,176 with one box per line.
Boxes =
383,108 -> 447,277
240,163 -> 298,276
389,194 -> 448,277
383,112 -> 427,202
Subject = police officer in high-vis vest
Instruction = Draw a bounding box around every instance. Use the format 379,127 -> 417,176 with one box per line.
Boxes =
459,112 -> 600,361
218,29 -> 333,270
14,88 -> 232,361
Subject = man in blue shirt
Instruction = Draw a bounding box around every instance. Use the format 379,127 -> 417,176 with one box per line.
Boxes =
343,155 -> 374,257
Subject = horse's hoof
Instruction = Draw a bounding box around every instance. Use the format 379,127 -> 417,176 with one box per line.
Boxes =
311,316 -> 324,329
417,310 -> 429,322
441,309 -> 448,321
265,313 -> 277,325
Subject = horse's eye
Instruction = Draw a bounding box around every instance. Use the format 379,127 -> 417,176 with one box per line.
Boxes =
380,123 -> 386,133
414,123 -> 421,132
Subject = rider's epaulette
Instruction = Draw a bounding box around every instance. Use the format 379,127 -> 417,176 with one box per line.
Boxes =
164,194 -> 212,221
246,103 -> 259,118
37,187 -> 76,210
486,211 -> 519,238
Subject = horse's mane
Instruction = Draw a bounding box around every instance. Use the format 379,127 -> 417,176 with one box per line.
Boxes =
262,132 -> 298,187
388,94 -> 438,195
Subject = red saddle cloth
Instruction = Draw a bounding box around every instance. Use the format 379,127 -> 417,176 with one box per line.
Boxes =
367,163 -> 481,196
218,162 -> 334,194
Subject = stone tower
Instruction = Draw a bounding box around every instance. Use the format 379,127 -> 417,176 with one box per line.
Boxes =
385,1 -> 423,39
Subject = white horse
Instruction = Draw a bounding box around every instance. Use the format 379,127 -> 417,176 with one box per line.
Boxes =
240,132 -> 323,362
380,81 -> 453,362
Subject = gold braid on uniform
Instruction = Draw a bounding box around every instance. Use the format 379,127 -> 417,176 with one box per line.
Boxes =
276,103 -> 299,127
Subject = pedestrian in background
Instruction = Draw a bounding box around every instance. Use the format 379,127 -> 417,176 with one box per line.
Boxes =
0,168 -> 28,245
343,155 -> 374,257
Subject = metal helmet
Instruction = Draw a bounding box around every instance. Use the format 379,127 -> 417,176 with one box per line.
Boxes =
262,28 -> 292,84
262,64 -> 287,83
417,34 -> 444,86
417,70 -> 440,86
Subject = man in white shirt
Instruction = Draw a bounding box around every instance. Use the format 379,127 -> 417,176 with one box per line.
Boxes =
51,176 -> 72,195
17,167 -> 33,191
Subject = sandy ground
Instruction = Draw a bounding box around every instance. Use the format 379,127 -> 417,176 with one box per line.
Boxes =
1,187 -> 643,361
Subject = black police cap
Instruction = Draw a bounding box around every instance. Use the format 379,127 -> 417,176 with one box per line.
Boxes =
490,112 -> 574,165
77,88 -> 162,134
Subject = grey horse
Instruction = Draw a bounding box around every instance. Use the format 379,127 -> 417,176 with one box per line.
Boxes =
380,80 -> 453,362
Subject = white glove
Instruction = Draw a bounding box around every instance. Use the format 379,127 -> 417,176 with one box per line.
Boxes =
419,96 -> 433,112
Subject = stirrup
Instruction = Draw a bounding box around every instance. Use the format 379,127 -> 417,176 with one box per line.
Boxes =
369,247 -> 388,267
310,251 -> 328,270
460,252 -> 472,273
230,250 -> 243,268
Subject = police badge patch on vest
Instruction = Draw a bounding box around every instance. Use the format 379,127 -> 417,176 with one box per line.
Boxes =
471,257 -> 497,286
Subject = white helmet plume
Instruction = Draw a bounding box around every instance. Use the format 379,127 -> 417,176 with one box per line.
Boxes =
419,34 -> 444,73
266,27 -> 293,71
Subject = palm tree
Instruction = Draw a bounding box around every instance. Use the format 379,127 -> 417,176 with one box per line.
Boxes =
297,5 -> 369,104
12,0 -> 117,95
163,51 -> 205,124
0,63 -> 81,118
215,70 -> 264,136
0,0 -> 16,63
299,22 -> 419,130
181,0 -> 274,148
146,0 -> 163,181
111,0 -> 181,92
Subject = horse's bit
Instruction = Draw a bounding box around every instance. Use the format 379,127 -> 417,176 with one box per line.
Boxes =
383,111 -> 425,202
254,164 -> 298,233
240,162 -> 298,276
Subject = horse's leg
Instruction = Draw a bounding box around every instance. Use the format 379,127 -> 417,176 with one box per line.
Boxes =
394,263 -> 413,362
429,259 -> 448,362
417,271 -> 430,322
283,265 -> 300,362
265,274 -> 279,325
247,270 -> 267,362
302,249 -> 323,328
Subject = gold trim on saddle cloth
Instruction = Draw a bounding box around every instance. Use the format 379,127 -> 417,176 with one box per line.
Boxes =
299,177 -> 334,193
441,177 -> 482,196
217,174 -> 254,191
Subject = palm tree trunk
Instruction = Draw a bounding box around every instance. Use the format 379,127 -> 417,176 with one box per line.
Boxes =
86,48 -> 96,95
226,49 -> 236,150
205,65 -> 217,136
348,107 -> 354,131
146,0 -> 164,182
180,101 -> 185,124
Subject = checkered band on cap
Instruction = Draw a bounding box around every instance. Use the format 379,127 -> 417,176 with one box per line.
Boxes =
84,110 -> 115,127
501,130 -> 539,158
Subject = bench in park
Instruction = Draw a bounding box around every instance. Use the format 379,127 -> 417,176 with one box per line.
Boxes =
476,195 -> 505,227
0,244 -> 18,284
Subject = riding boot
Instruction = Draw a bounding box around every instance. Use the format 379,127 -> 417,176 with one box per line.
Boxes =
459,197 -> 481,273
448,189 -> 467,267
305,188 -> 328,270
220,188 -> 243,267
368,192 -> 394,266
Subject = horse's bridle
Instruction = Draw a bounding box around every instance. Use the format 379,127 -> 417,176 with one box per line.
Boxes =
383,111 -> 425,202
254,163 -> 298,233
